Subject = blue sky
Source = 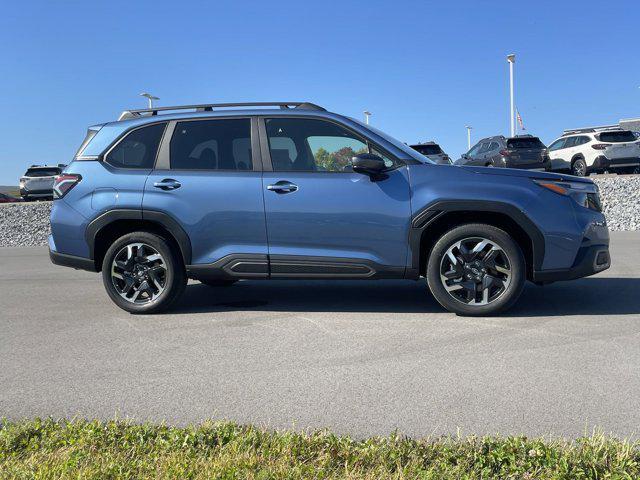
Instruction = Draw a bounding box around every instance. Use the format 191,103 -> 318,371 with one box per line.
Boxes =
1,0 -> 638,184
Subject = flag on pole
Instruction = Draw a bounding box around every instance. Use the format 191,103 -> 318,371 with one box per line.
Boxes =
516,108 -> 525,132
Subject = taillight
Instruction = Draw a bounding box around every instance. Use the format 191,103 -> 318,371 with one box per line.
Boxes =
591,143 -> 611,150
53,174 -> 81,198
499,149 -> 510,156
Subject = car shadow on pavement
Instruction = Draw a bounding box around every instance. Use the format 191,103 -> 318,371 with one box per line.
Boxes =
173,277 -> 640,317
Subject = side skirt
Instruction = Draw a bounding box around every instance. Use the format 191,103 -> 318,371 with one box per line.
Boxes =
186,254 -> 406,281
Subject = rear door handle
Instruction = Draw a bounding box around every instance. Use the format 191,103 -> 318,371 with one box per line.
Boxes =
267,181 -> 298,193
153,179 -> 181,190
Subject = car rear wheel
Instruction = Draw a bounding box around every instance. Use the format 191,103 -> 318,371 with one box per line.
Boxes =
426,224 -> 526,316
101,231 -> 186,314
571,158 -> 587,176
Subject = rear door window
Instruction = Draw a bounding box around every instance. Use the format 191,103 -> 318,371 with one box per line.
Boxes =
598,131 -> 637,143
170,119 -> 252,170
563,137 -> 578,148
105,123 -> 167,169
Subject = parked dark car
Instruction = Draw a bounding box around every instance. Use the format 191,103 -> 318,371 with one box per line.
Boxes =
410,142 -> 452,164
0,193 -> 22,203
456,135 -> 550,171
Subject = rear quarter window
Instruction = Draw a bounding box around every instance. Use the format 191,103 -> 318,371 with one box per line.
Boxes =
105,123 -> 166,169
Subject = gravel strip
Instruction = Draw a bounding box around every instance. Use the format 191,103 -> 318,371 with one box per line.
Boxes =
593,176 -> 640,231
0,175 -> 638,247
0,201 -> 52,247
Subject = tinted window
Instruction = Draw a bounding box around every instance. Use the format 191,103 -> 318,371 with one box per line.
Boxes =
25,168 -> 61,177
598,131 -> 637,143
265,118 -> 394,172
106,123 -> 166,169
576,136 -> 591,145
548,139 -> 566,151
563,137 -> 578,148
74,128 -> 99,157
506,137 -> 545,149
412,144 -> 442,155
467,142 -> 484,156
478,142 -> 493,154
170,119 -> 252,170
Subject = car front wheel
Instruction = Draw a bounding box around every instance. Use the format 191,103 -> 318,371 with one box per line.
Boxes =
101,231 -> 186,314
426,224 -> 526,316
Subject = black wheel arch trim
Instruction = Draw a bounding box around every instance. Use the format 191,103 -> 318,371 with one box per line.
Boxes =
409,199 -> 546,272
85,208 -> 192,266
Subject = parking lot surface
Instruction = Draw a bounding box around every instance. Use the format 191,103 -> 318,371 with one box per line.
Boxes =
1,232 -> 639,438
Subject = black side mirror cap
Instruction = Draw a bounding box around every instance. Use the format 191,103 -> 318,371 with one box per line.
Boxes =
351,153 -> 386,177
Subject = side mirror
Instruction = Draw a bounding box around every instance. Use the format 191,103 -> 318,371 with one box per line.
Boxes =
351,153 -> 386,177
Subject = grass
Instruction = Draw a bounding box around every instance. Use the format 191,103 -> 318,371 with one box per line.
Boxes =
0,419 -> 639,479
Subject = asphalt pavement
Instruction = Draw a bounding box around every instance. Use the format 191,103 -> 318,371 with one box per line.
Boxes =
1,232 -> 639,439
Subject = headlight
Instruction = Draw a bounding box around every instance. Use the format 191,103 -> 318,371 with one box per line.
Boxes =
533,179 -> 601,212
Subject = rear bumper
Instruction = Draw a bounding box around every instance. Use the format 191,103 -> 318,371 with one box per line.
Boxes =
20,188 -> 53,197
504,159 -> 551,171
49,248 -> 97,272
533,244 -> 610,283
592,156 -> 640,170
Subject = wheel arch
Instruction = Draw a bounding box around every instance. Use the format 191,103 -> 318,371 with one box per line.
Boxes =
410,201 -> 545,281
571,153 -> 585,165
86,209 -> 192,271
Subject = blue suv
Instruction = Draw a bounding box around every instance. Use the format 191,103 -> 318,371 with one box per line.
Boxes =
49,102 -> 610,316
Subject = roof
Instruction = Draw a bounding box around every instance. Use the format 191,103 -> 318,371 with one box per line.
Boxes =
409,141 -> 440,147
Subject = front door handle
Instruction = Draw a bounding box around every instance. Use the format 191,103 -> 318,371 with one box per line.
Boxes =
267,181 -> 298,194
153,179 -> 181,190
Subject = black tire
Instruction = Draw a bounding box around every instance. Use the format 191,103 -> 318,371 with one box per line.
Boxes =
199,279 -> 238,287
101,231 -> 186,314
571,158 -> 587,177
426,224 -> 526,316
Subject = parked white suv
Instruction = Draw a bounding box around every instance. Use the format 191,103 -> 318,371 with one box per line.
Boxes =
547,128 -> 640,176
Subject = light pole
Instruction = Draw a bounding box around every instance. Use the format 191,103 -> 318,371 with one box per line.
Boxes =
507,54 -> 516,137
465,125 -> 473,150
363,110 -> 372,125
140,92 -> 160,109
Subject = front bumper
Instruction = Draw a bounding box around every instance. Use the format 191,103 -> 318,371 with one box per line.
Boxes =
533,244 -> 610,283
592,156 -> 640,170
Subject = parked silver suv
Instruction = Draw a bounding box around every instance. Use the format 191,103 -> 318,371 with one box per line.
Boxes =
20,165 -> 65,201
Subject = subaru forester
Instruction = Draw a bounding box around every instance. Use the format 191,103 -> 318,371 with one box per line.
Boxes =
49,102 -> 610,316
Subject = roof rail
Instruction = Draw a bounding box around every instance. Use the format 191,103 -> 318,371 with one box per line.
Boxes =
118,102 -> 326,121
562,124 -> 621,136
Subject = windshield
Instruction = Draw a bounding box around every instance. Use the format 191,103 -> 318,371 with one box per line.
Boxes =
25,168 -> 60,177
507,137 -> 545,149
597,131 -> 637,143
412,144 -> 443,155
348,118 -> 435,164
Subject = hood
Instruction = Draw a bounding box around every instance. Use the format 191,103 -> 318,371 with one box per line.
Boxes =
458,166 -> 594,184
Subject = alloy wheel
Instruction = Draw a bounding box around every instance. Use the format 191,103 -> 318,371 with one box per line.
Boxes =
111,243 -> 167,304
439,237 -> 512,306
573,161 -> 586,176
